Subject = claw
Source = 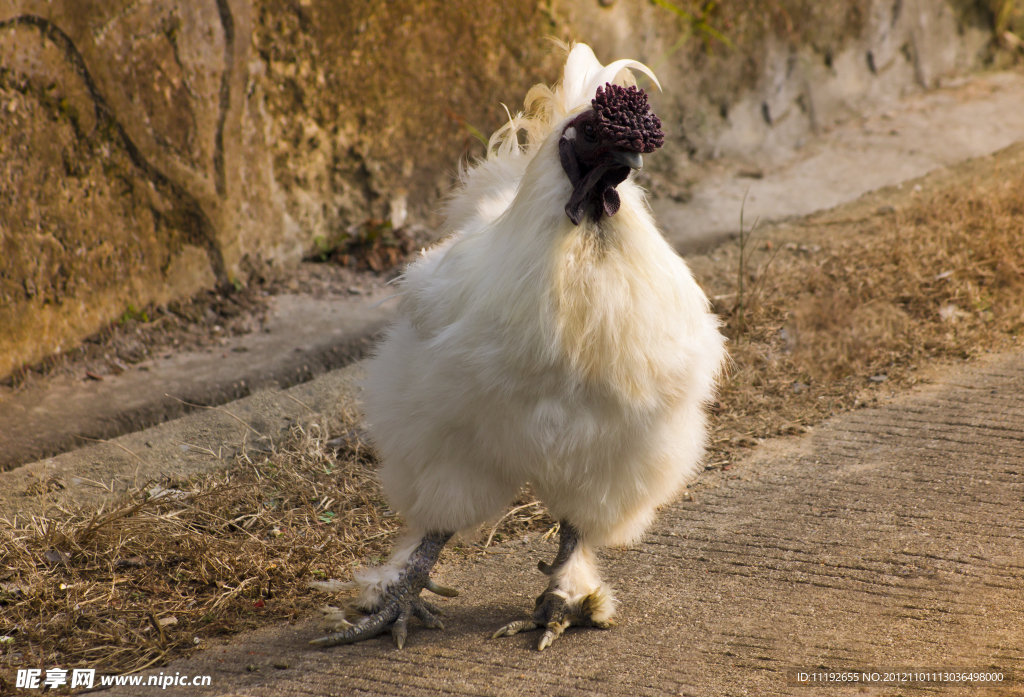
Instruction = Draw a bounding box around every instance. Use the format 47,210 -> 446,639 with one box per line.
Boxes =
309,531 -> 454,649
493,594 -> 604,650
537,618 -> 571,651
418,598 -> 444,617
391,607 -> 409,649
537,629 -> 556,651
426,580 -> 459,597
491,619 -> 538,639
310,600 -> 400,647
412,600 -> 445,630
492,521 -> 614,651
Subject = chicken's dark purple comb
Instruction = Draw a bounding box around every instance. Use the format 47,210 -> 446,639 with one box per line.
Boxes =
592,83 -> 664,154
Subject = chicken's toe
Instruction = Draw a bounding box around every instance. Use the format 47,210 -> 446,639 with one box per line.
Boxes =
491,619 -> 539,639
491,589 -> 611,650
310,531 -> 453,649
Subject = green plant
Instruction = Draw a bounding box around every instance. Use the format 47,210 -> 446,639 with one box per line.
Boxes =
651,0 -> 735,65
119,303 -> 149,325
311,235 -> 333,262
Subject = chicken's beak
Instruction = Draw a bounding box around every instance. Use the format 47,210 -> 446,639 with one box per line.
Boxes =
610,151 -> 643,170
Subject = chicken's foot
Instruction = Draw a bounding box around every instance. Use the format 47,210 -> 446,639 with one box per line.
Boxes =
310,530 -> 455,649
491,522 -> 614,651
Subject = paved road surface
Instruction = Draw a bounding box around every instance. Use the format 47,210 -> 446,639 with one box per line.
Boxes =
103,352 -> 1024,697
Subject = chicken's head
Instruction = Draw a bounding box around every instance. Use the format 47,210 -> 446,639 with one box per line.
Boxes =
559,83 -> 664,226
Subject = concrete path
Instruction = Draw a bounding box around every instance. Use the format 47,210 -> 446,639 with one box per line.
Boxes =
102,351 -> 1024,697
0,362 -> 366,519
0,290 -> 392,470
656,71 -> 1024,251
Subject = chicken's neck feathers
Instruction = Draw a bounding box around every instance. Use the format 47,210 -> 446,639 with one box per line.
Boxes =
398,130 -> 710,412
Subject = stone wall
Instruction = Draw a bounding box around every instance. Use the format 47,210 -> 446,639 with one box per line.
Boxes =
0,0 -> 571,378
1,0 -> 254,377
0,0 -> 1001,378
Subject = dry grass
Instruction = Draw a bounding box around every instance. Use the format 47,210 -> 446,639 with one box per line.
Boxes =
1,169 -> 1022,681
705,172 -> 1024,461
0,403 -> 551,681
0,408 -> 395,676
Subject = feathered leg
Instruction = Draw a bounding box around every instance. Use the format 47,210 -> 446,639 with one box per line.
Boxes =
492,522 -> 615,651
310,530 -> 457,649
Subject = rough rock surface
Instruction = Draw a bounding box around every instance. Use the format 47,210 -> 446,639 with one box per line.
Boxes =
0,0 -> 560,377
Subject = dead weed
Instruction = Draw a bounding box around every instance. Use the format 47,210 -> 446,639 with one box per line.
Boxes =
0,406 -> 400,676
707,174 -> 1024,461
0,405 -> 552,679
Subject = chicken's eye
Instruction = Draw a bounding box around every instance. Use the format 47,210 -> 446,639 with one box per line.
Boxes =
582,122 -> 597,142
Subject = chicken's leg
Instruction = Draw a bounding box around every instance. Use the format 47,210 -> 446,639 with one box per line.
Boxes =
492,522 -> 615,650
310,531 -> 456,648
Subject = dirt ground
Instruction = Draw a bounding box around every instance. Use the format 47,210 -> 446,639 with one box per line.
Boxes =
0,234 -> 419,391
1,136 -> 1022,690
0,242 -> 417,470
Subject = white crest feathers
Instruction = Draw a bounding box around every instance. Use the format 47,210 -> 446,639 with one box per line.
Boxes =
485,42 -> 661,163
557,43 -> 661,119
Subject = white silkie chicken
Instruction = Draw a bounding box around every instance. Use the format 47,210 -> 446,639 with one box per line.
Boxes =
311,43 -> 727,651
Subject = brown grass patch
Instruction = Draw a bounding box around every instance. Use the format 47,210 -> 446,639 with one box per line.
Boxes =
705,173 -> 1024,460
0,407 -> 401,677
1,168 -> 1022,681
0,409 -> 551,681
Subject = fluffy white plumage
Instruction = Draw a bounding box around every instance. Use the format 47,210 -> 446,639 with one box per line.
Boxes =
324,42 -> 727,649
366,42 -> 723,544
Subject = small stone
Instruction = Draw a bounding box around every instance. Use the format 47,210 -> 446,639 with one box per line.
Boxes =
116,555 -> 147,568
43,550 -> 68,565
389,193 -> 408,229
938,305 -> 962,322
868,374 -> 888,383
